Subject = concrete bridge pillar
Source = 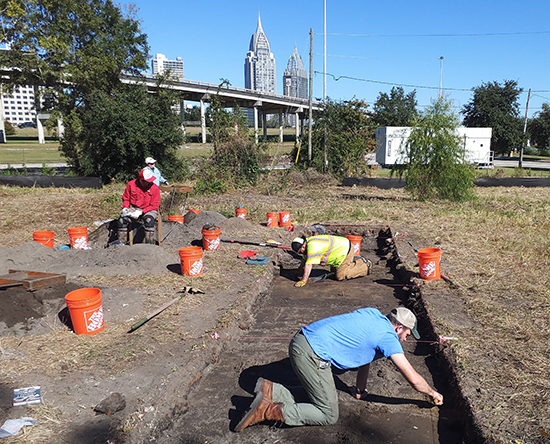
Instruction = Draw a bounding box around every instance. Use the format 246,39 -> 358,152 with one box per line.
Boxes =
200,98 -> 206,144
57,118 -> 64,139
253,103 -> 259,144
37,118 -> 45,144
279,114 -> 283,143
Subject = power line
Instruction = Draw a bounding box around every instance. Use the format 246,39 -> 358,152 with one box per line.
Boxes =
315,31 -> 550,38
316,71 -> 550,96
315,71 -> 473,92
313,53 -> 377,60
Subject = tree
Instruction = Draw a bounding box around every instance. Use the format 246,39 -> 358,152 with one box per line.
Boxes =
184,106 -> 202,122
393,97 -> 476,202
61,80 -> 185,182
527,103 -> 550,156
0,1 -> 186,181
462,80 -> 524,156
294,98 -> 376,179
371,87 -> 418,127
0,0 -> 148,109
194,82 -> 265,194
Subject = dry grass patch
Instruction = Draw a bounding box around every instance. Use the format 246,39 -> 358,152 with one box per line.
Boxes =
1,174 -> 550,443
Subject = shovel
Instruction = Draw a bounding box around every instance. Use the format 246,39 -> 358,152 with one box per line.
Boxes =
127,287 -> 202,333
221,238 -> 291,249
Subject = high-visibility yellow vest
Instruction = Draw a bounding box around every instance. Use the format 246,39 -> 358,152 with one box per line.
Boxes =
304,235 -> 351,267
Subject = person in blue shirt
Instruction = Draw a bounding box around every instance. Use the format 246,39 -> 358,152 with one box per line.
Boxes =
145,157 -> 168,187
236,307 -> 443,432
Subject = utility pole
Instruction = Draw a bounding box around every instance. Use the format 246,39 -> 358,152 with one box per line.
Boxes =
519,88 -> 531,169
323,0 -> 327,102
308,28 -> 313,162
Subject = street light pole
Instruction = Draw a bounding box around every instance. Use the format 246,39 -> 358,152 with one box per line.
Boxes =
439,56 -> 444,98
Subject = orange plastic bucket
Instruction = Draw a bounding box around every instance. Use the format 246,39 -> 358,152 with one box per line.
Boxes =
188,209 -> 201,214
33,231 -> 55,248
417,248 -> 441,280
179,246 -> 203,276
65,288 -> 104,335
346,235 -> 362,256
168,215 -> 184,223
202,226 -> 221,251
68,227 -> 89,250
266,212 -> 279,227
279,211 -> 291,227
235,208 -> 247,219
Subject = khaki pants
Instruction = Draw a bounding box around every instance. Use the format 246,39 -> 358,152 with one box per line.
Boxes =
272,331 -> 339,426
333,247 -> 369,280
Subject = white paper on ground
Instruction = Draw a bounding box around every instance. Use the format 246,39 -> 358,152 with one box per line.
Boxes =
0,418 -> 38,438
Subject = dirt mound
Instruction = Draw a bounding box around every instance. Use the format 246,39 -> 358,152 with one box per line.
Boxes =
0,242 -> 179,279
161,210 -> 227,251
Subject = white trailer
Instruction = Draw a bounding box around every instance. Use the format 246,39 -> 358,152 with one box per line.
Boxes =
375,126 -> 493,167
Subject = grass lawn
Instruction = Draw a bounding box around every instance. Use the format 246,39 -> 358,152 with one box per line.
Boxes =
2,126 -> 550,179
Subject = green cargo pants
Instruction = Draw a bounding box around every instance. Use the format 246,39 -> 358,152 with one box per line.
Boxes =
272,330 -> 339,426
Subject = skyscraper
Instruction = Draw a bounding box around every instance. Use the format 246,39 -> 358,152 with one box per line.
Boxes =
244,12 -> 276,94
283,44 -> 308,127
283,44 -> 308,99
151,53 -> 184,79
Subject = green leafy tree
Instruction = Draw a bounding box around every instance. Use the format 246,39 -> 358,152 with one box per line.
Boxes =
371,87 -> 418,127
184,106 -> 201,122
527,103 -> 550,156
62,80 -> 185,182
393,97 -> 476,202
0,1 -> 186,182
294,98 -> 376,179
0,0 -> 148,109
462,80 -> 524,156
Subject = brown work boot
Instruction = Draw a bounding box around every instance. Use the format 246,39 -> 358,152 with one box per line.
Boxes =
235,392 -> 284,432
254,377 -> 273,402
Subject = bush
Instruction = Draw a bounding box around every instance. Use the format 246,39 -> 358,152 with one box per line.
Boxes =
293,98 -> 376,179
4,121 -> 16,136
393,97 -> 476,202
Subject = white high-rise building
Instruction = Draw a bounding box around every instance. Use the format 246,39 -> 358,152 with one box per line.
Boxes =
1,84 -> 37,126
283,44 -> 308,127
244,12 -> 276,94
283,44 -> 308,100
151,53 -> 184,79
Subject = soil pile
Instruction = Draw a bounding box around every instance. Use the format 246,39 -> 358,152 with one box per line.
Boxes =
0,242 -> 178,278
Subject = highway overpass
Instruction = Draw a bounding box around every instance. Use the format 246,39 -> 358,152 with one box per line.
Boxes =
120,74 -> 323,144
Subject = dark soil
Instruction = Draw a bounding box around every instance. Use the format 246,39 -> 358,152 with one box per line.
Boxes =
0,216 -> 471,444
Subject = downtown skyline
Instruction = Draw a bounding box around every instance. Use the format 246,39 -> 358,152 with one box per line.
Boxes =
134,0 -> 550,118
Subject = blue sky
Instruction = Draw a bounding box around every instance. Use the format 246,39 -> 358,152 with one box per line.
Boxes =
133,0 -> 550,118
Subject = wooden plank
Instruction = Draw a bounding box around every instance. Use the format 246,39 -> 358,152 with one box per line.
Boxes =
1,270 -> 67,291
159,185 -> 192,193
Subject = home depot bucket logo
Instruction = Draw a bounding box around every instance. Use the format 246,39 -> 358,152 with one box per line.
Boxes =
190,258 -> 203,276
73,236 -> 89,250
421,261 -> 437,278
281,213 -> 290,224
84,306 -> 104,332
206,237 -> 220,250
237,213 -> 245,219
352,243 -> 360,255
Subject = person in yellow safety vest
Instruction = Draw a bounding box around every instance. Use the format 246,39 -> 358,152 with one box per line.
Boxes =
291,235 -> 371,287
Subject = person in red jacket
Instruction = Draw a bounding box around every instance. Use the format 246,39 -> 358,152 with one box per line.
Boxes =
117,168 -> 160,244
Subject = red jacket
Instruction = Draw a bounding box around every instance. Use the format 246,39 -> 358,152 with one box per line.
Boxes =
122,179 -> 160,214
